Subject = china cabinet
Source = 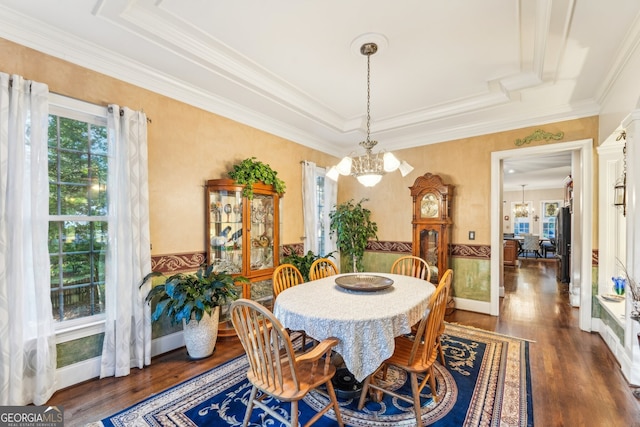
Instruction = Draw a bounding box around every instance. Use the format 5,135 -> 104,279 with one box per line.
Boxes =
409,173 -> 454,282
205,179 -> 281,336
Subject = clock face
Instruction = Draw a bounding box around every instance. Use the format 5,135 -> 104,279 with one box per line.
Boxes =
420,193 -> 439,218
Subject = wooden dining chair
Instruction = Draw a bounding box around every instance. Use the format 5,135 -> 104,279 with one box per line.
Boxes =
357,274 -> 449,427
391,255 -> 432,282
273,263 -> 309,348
273,263 -> 304,298
434,269 -> 453,366
230,299 -> 344,427
309,258 -> 339,281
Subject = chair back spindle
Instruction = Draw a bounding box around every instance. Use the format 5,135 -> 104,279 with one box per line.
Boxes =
391,255 -> 432,282
273,264 -> 304,298
309,258 -> 339,281
409,275 -> 449,366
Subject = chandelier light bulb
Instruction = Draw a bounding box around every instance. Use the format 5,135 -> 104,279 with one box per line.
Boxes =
398,160 -> 414,177
326,166 -> 340,181
336,156 -> 353,175
383,152 -> 401,172
357,173 -> 383,187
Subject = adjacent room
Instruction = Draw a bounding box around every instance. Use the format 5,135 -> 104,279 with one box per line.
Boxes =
1,1 -> 640,426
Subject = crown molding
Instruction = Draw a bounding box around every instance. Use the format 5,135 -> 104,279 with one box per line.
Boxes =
0,3 -> 607,159
596,9 -> 640,105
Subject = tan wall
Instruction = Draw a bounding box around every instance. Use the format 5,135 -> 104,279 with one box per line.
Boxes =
1,37 -> 599,257
343,118 -> 599,248
0,38 -> 338,255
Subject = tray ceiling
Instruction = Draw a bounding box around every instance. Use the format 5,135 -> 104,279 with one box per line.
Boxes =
1,0 -> 639,188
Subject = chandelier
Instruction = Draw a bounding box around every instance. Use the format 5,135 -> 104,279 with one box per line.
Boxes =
513,184 -> 532,218
326,42 -> 413,187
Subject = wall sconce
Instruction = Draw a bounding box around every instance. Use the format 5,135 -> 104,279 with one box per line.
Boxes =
533,214 -> 539,222
614,130 -> 626,216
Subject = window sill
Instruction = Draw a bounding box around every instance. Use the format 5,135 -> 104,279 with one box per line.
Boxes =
55,316 -> 106,344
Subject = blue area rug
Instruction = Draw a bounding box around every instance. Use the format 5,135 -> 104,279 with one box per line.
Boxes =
90,323 -> 533,426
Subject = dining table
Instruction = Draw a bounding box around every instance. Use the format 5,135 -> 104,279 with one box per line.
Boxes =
273,272 -> 435,382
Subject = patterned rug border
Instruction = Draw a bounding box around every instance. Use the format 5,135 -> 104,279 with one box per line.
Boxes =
445,322 -> 537,343
91,325 -> 533,427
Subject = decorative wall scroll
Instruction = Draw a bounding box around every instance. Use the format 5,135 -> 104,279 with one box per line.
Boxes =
514,129 -> 564,146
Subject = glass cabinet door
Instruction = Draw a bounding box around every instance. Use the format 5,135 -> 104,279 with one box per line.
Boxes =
249,193 -> 275,273
208,189 -> 243,274
419,228 -> 440,279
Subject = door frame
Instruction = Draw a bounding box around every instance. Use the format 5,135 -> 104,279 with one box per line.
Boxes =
490,139 -> 593,331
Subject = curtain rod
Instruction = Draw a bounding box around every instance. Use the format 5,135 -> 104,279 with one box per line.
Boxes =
107,105 -> 152,123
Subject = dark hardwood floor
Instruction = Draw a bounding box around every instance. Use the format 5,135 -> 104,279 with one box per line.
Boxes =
48,259 -> 640,426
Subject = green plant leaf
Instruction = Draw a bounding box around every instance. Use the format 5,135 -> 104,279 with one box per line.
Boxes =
141,263 -> 247,326
228,157 -> 286,199
329,198 -> 378,272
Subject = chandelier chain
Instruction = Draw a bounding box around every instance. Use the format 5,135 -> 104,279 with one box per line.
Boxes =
324,39 -> 413,186
366,51 -> 371,145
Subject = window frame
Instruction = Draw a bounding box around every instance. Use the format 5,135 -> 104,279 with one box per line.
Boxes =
511,200 -> 533,236
49,93 -> 109,342
540,199 -> 562,239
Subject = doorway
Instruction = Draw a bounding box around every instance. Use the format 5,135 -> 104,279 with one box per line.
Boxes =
490,139 -> 594,331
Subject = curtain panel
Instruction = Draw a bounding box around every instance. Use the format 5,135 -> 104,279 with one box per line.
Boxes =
0,72 -> 56,405
302,161 -> 319,254
301,161 -> 338,261
324,172 -> 338,261
100,105 -> 152,378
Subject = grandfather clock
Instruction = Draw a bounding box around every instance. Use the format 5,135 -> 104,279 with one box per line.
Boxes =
409,173 -> 454,282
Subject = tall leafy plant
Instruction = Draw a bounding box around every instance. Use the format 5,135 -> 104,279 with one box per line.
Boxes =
329,198 -> 378,272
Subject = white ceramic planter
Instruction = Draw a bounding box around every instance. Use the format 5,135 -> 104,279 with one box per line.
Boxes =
182,306 -> 220,359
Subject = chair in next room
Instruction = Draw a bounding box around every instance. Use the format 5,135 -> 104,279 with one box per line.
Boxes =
541,237 -> 557,258
521,234 -> 541,258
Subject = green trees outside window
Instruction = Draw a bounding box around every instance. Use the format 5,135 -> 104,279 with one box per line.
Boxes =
48,114 -> 108,321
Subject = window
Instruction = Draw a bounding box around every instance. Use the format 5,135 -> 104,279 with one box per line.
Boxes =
48,95 -> 108,323
316,174 -> 326,255
541,201 -> 561,239
302,162 -> 336,259
511,201 -> 532,235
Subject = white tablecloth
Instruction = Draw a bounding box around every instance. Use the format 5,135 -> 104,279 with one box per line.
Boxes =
273,272 -> 435,381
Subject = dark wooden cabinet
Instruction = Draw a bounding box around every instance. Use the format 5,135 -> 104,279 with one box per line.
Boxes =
409,173 -> 454,282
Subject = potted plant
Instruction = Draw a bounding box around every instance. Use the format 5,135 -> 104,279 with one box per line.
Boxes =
228,157 -> 286,199
329,198 -> 378,272
141,263 -> 249,358
282,246 -> 335,281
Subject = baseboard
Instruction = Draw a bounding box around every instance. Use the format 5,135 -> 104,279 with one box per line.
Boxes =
55,356 -> 102,390
54,331 -> 185,391
453,297 -> 492,315
151,330 -> 184,356
591,317 -> 636,383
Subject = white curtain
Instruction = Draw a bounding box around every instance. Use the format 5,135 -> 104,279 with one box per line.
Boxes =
301,161 -> 339,261
0,73 -> 56,405
324,172 -> 338,261
302,161 -> 318,253
100,105 -> 152,378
